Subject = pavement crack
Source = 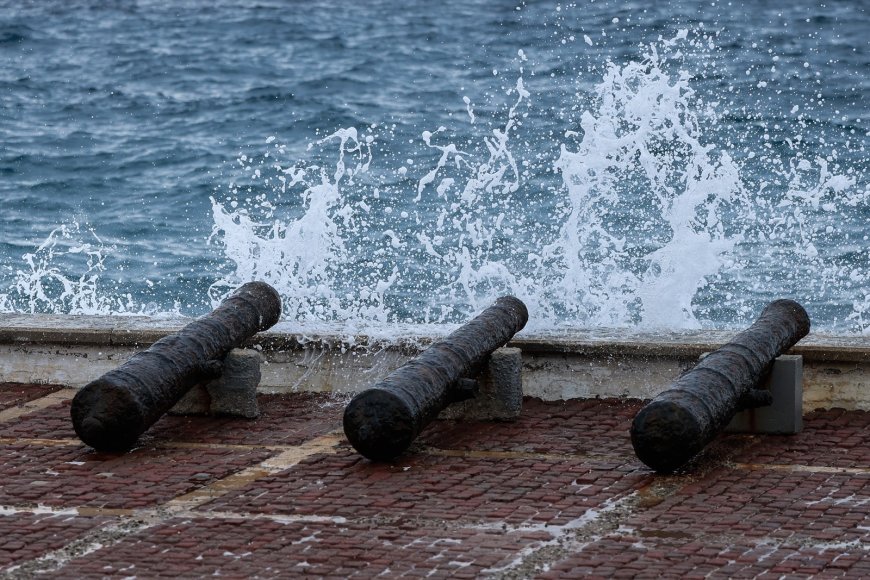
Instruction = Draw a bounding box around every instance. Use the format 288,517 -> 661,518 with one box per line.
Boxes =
483,472 -> 690,579
1,516 -> 159,579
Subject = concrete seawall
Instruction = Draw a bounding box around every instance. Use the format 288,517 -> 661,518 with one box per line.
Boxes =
1,314 -> 868,411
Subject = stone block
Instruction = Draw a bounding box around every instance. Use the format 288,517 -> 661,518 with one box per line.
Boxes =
170,383 -> 212,416
438,347 -> 523,421
726,355 -> 803,434
169,349 -> 261,419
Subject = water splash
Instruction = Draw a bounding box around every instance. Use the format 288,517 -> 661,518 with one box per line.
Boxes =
205,33 -> 865,334
547,40 -> 748,329
3,31 -> 866,336
207,127 -> 397,329
414,77 -> 535,318
0,224 -> 138,315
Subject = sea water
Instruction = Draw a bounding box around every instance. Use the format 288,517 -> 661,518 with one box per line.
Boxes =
0,0 -> 867,336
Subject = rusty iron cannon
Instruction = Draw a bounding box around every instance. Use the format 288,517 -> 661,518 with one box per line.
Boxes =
630,299 -> 810,473
71,281 -> 281,452
343,296 -> 529,461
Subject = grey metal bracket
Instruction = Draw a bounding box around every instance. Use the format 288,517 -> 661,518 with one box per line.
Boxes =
726,354 -> 803,434
438,347 -> 523,421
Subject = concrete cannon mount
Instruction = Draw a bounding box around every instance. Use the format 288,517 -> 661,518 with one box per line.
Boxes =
0,314 -> 868,577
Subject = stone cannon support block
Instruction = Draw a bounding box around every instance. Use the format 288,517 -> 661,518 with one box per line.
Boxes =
726,355 -> 803,434
170,349 -> 262,419
438,347 -> 523,421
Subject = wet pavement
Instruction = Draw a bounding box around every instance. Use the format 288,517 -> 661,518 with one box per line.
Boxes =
0,383 -> 867,578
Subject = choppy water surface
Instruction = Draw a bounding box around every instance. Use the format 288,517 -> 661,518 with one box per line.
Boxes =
1,0 -> 867,335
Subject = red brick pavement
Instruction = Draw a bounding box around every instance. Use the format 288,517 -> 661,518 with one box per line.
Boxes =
202,450 -> 649,526
540,535 -> 870,579
737,408 -> 870,469
418,398 -> 643,457
0,513 -> 109,568
0,443 -> 273,509
0,383 -> 867,578
0,383 -> 62,411
0,392 -> 345,446
44,517 -> 552,579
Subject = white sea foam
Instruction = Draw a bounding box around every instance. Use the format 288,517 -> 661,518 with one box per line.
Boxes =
204,34 -> 864,334
547,44 -> 745,328
0,224 -> 143,316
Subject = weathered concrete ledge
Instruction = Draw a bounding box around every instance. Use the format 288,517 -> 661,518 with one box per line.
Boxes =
1,314 -> 868,411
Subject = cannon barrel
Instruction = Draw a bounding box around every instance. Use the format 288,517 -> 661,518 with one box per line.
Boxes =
630,299 -> 810,473
343,296 -> 529,461
71,281 -> 281,452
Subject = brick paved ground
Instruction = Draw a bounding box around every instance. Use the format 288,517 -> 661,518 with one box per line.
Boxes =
0,382 -> 867,578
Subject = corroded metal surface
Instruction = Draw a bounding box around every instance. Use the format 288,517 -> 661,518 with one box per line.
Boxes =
343,296 -> 529,461
70,282 -> 281,451
631,299 -> 811,473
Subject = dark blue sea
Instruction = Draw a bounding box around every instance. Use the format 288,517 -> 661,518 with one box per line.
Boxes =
1,0 -> 867,335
